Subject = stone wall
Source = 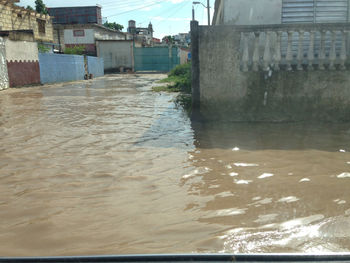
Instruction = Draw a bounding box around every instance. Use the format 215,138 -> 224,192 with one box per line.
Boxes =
0,37 -> 9,91
0,3 -> 53,43
191,22 -> 350,122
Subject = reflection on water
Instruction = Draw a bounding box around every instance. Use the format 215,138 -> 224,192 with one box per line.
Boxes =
1,74 -> 350,256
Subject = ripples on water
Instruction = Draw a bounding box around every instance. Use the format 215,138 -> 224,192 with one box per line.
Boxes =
1,74 -> 350,256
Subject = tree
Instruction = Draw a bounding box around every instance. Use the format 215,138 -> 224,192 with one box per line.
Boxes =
162,35 -> 175,44
35,0 -> 48,15
26,5 -> 34,11
103,21 -> 124,31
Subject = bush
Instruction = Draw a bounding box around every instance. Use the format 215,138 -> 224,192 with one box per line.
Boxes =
64,46 -> 85,55
168,62 -> 191,93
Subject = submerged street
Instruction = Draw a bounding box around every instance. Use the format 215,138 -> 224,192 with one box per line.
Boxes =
1,74 -> 350,256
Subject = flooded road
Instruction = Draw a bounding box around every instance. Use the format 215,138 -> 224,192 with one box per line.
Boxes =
1,74 -> 350,256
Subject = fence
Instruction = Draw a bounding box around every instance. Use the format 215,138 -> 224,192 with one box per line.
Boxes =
191,21 -> 350,122
134,46 -> 180,72
87,56 -> 104,78
237,23 -> 350,71
39,53 -> 104,84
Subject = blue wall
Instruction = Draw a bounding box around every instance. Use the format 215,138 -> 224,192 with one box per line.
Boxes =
39,53 -> 85,84
87,56 -> 104,78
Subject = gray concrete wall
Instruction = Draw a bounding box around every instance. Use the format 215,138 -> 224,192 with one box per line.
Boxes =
222,0 -> 282,25
97,40 -> 133,71
0,37 -> 9,91
195,25 -> 350,121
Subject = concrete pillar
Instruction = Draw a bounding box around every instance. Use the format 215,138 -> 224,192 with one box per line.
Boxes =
191,20 -> 200,110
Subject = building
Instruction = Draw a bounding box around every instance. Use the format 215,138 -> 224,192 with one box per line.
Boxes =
213,0 -> 350,26
0,0 -> 53,43
127,20 -> 154,46
48,5 -> 126,55
48,5 -> 102,25
53,23 -> 126,55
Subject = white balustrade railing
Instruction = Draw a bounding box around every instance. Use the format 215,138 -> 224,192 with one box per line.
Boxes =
238,23 -> 350,72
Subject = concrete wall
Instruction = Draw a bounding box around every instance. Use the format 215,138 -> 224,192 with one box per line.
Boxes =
4,38 -> 40,87
87,56 -> 104,78
39,53 -> 85,84
0,37 -> 9,91
222,0 -> 282,25
192,23 -> 350,121
96,40 -> 133,71
179,48 -> 190,64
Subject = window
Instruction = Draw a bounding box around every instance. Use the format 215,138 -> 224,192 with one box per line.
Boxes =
73,29 -> 85,37
37,19 -> 46,34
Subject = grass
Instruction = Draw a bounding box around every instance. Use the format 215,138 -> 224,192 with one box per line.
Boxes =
152,62 -> 192,113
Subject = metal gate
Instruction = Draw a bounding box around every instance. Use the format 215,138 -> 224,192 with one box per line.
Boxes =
134,46 -> 180,72
282,0 -> 349,24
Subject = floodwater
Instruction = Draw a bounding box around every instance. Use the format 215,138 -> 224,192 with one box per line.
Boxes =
1,74 -> 350,256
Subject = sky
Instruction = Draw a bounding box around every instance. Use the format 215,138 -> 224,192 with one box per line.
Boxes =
17,0 -> 214,39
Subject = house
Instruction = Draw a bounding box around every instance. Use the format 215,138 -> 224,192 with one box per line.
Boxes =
213,0 -> 350,25
0,0 -> 53,43
48,6 -> 126,55
127,20 -> 154,47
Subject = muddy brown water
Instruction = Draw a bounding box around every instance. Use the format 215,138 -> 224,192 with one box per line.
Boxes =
1,74 -> 350,256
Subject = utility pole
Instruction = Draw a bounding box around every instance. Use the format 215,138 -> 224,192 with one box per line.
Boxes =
207,0 -> 210,25
192,5 -> 195,21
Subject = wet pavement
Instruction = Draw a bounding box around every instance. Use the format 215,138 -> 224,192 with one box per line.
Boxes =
1,74 -> 350,256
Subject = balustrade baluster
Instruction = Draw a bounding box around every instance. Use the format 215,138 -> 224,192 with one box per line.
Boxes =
329,30 -> 337,70
340,30 -> 348,70
252,32 -> 260,71
242,33 -> 250,72
286,31 -> 293,71
308,31 -> 315,70
263,31 -> 272,71
297,30 -> 304,70
319,30 -> 326,70
273,31 -> 282,71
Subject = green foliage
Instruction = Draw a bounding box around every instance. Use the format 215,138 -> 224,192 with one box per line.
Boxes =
64,46 -> 85,55
168,62 -> 192,94
35,0 -> 48,14
38,44 -> 50,53
152,85 -> 181,92
162,35 -> 175,44
154,63 -> 191,94
103,22 -> 124,31
26,5 -> 34,11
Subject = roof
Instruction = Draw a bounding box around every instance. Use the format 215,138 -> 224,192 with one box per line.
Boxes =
48,5 -> 101,9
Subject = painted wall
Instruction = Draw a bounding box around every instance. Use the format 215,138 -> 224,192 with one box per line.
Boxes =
64,29 -> 95,44
192,24 -> 350,121
97,40 -> 133,71
39,53 -> 85,84
4,39 -> 40,87
0,37 -> 9,91
5,39 -> 39,62
220,0 -> 282,25
87,56 -> 104,78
